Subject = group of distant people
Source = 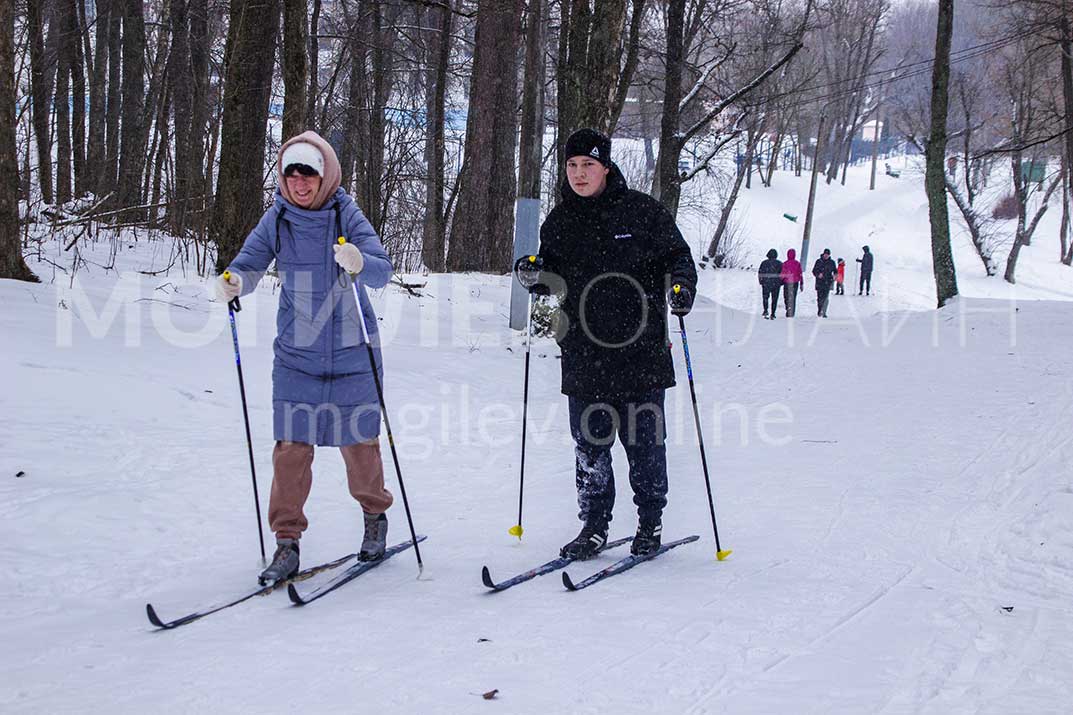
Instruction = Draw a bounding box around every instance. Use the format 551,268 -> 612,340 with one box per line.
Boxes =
758,245 -> 875,319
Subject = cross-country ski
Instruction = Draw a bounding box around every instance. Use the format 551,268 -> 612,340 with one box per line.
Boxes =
561,535 -> 700,591
481,536 -> 633,592
288,536 -> 427,606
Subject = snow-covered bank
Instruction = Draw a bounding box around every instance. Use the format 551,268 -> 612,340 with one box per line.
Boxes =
3,230 -> 1072,712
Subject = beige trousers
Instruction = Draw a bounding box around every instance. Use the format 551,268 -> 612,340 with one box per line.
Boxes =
268,440 -> 394,540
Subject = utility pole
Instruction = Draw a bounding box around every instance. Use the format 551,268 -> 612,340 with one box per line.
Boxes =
801,115 -> 825,270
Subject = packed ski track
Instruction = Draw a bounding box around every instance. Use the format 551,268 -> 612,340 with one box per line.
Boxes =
5,166 -> 1073,712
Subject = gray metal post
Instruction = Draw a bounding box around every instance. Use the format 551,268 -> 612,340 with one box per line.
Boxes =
511,198 -> 541,330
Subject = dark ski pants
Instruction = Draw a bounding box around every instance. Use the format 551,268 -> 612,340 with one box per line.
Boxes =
835,281 -> 844,295
783,282 -> 799,317
860,272 -> 872,295
762,284 -> 781,316
568,389 -> 668,526
816,286 -> 831,317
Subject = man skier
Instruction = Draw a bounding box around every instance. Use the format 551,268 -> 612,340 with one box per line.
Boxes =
515,128 -> 698,559
812,248 -> 837,318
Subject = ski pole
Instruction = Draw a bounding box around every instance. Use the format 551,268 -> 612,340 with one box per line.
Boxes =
509,287 -> 535,540
223,271 -> 267,566
339,239 -> 423,575
672,286 -> 731,561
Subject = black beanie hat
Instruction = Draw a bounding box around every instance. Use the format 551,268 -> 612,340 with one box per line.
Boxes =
766,249 -> 778,259
564,128 -> 611,166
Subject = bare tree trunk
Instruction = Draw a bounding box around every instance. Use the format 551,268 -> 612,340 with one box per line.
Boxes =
447,0 -> 521,272
579,0 -> 628,132
340,15 -> 365,192
282,0 -> 308,139
763,126 -> 784,187
306,0 -> 322,129
555,0 -> 643,186
361,1 -> 392,232
607,0 -> 645,135
87,0 -> 111,195
69,0 -> 87,197
654,0 -> 686,213
54,20 -> 72,205
518,0 -> 545,201
27,0 -> 52,204
212,0 -> 282,271
137,24 -> 170,209
0,0 -> 37,280
556,0 -> 588,173
187,0 -> 210,223
1062,158 -> 1071,265
117,0 -> 148,213
1061,16 -> 1073,265
104,1 -> 122,190
925,0 -> 958,307
945,175 -> 996,276
701,133 -> 757,268
421,0 -> 452,272
168,0 -> 194,232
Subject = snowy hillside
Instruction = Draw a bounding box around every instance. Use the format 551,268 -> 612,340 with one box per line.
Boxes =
3,225 -> 1073,712
672,155 -> 1072,315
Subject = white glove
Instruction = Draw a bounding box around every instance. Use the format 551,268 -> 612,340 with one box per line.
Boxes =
214,272 -> 242,302
333,243 -> 365,274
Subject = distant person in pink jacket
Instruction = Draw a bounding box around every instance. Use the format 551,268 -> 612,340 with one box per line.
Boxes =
780,248 -> 804,317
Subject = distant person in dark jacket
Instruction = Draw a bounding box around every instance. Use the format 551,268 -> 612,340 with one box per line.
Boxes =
835,258 -> 846,295
780,248 -> 803,317
812,248 -> 837,318
758,249 -> 783,320
856,245 -> 874,295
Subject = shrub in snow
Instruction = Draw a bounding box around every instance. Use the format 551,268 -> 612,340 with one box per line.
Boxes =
991,192 -> 1018,220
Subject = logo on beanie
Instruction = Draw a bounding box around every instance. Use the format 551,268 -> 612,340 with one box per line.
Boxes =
589,147 -> 601,159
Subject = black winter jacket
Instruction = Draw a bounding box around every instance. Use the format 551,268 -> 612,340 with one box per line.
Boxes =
537,163 -> 697,400
813,256 -> 837,290
758,258 -> 784,288
857,251 -> 874,274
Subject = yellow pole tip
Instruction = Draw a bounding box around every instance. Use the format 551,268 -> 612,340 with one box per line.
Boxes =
673,284 -> 681,293
223,270 -> 231,280
716,549 -> 732,561
338,236 -> 346,245
508,525 -> 524,538
527,255 -> 536,263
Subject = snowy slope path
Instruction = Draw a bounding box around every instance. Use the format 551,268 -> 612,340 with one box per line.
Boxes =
3,251 -> 1073,713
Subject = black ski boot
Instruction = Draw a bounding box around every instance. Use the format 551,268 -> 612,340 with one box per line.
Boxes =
630,520 -> 662,556
259,538 -> 299,585
560,521 -> 609,560
359,512 -> 388,561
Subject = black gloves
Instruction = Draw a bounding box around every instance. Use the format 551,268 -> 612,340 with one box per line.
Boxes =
668,282 -> 695,316
514,255 -> 544,292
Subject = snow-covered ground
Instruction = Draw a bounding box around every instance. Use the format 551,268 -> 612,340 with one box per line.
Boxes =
4,166 -> 1073,712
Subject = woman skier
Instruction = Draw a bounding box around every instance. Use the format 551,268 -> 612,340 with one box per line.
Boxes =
215,131 -> 394,585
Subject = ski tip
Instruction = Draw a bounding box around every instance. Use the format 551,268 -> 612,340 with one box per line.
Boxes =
287,582 -> 306,606
716,549 -> 733,561
481,566 -> 496,589
146,603 -> 166,628
562,571 -> 578,592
